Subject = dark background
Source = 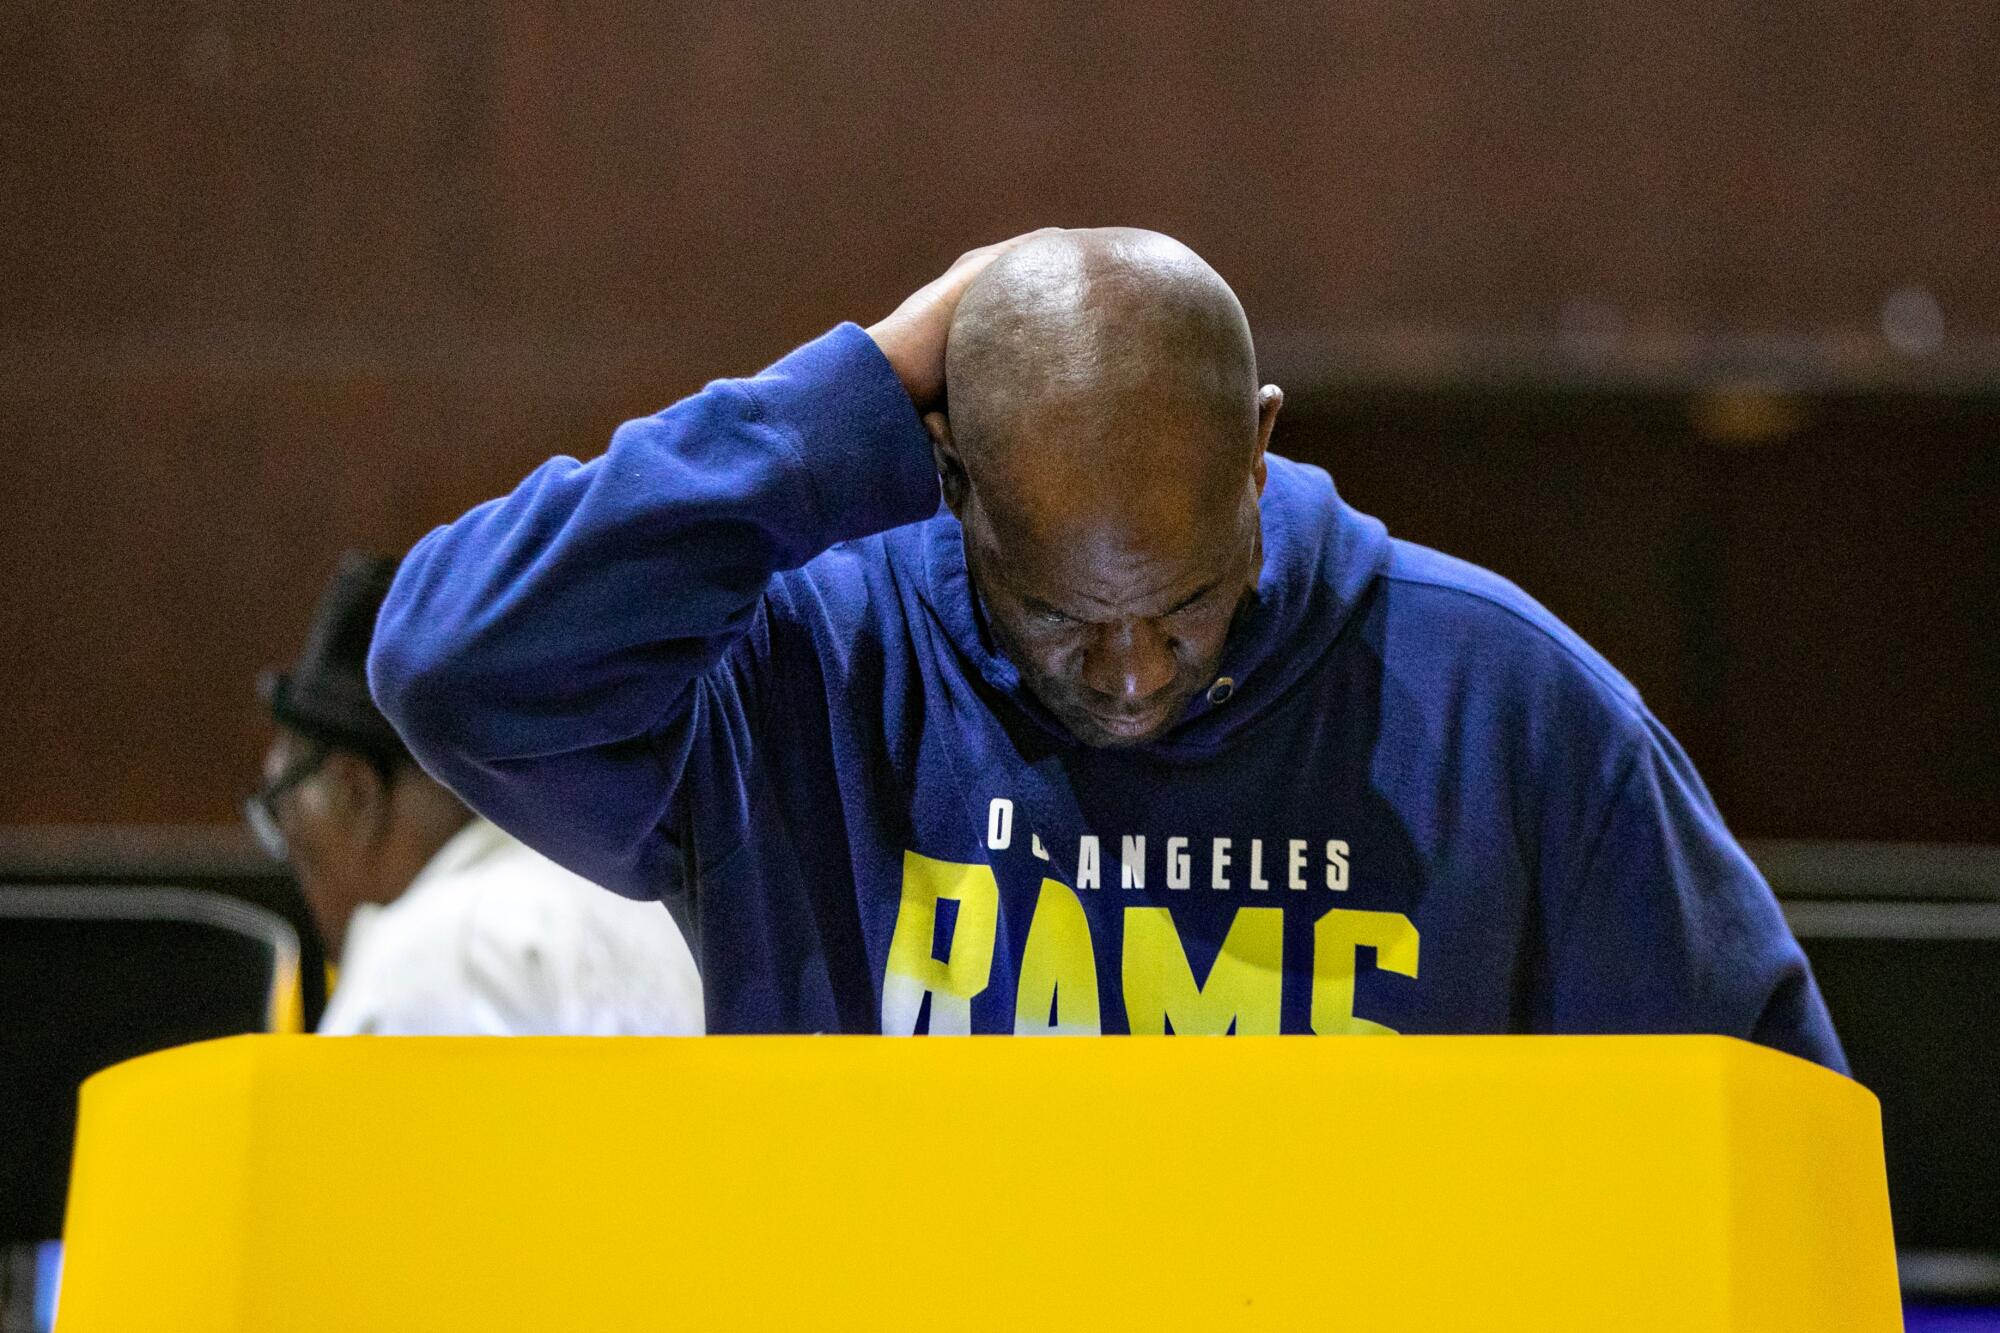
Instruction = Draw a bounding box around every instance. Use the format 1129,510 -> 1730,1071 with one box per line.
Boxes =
1,2 -> 1994,838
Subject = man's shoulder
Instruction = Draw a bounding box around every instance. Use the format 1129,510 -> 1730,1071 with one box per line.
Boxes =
387,828 -> 691,966
450,830 -> 673,926
334,827 -> 700,1034
1374,537 -> 1646,721
383,827 -> 588,928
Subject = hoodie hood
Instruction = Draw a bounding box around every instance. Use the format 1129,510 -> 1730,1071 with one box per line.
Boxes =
907,453 -> 1391,761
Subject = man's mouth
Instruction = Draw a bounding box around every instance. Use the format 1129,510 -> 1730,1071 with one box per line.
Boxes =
1080,699 -> 1171,740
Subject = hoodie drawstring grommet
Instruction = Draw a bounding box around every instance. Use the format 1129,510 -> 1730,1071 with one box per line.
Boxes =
1207,677 -> 1235,705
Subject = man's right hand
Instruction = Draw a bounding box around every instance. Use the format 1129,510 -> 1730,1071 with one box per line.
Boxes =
866,228 -> 1062,414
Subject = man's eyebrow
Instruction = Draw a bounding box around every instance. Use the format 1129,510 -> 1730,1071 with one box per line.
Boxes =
1022,578 -> 1221,620
1164,578 -> 1223,614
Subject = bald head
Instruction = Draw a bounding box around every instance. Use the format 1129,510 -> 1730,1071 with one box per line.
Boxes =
943,228 -> 1259,509
925,228 -> 1281,749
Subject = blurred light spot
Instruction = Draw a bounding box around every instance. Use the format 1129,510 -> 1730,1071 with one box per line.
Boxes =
1559,297 -> 1624,359
1881,285 -> 1944,357
183,23 -> 232,86
1690,381 -> 1806,445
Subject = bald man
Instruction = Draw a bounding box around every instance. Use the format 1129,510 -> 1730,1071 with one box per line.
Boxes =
371,229 -> 1844,1065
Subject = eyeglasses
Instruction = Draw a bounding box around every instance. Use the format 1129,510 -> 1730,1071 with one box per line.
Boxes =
243,744 -> 331,862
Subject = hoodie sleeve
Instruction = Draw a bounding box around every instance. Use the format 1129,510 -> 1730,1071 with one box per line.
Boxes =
1548,714 -> 1849,1073
367,323 -> 939,899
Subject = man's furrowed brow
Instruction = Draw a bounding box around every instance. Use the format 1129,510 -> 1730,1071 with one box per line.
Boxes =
1012,571 -> 1224,623
1163,577 -> 1223,614
1012,584 -> 1085,620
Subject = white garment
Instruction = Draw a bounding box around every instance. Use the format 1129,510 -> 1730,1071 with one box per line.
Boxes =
318,818 -> 703,1036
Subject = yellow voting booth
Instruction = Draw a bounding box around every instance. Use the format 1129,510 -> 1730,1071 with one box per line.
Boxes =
56,1035 -> 1896,1331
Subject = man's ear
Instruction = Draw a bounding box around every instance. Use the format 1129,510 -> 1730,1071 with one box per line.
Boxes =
924,411 -> 970,516
1253,385 -> 1283,494
308,750 -> 395,844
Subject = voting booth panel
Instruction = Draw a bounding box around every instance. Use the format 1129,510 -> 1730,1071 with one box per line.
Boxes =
57,1035 -> 1896,1332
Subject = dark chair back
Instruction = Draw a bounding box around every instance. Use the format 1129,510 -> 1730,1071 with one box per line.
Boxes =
0,887 -> 299,1245
1755,840 -> 2000,1304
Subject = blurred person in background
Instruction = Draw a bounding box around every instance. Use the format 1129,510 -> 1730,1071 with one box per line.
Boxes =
248,552 -> 704,1035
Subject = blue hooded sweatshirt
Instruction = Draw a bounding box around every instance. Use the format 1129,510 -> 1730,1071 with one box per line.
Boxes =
369,323 -> 1845,1067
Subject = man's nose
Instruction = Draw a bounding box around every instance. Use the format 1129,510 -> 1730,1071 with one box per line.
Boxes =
1080,619 -> 1176,704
